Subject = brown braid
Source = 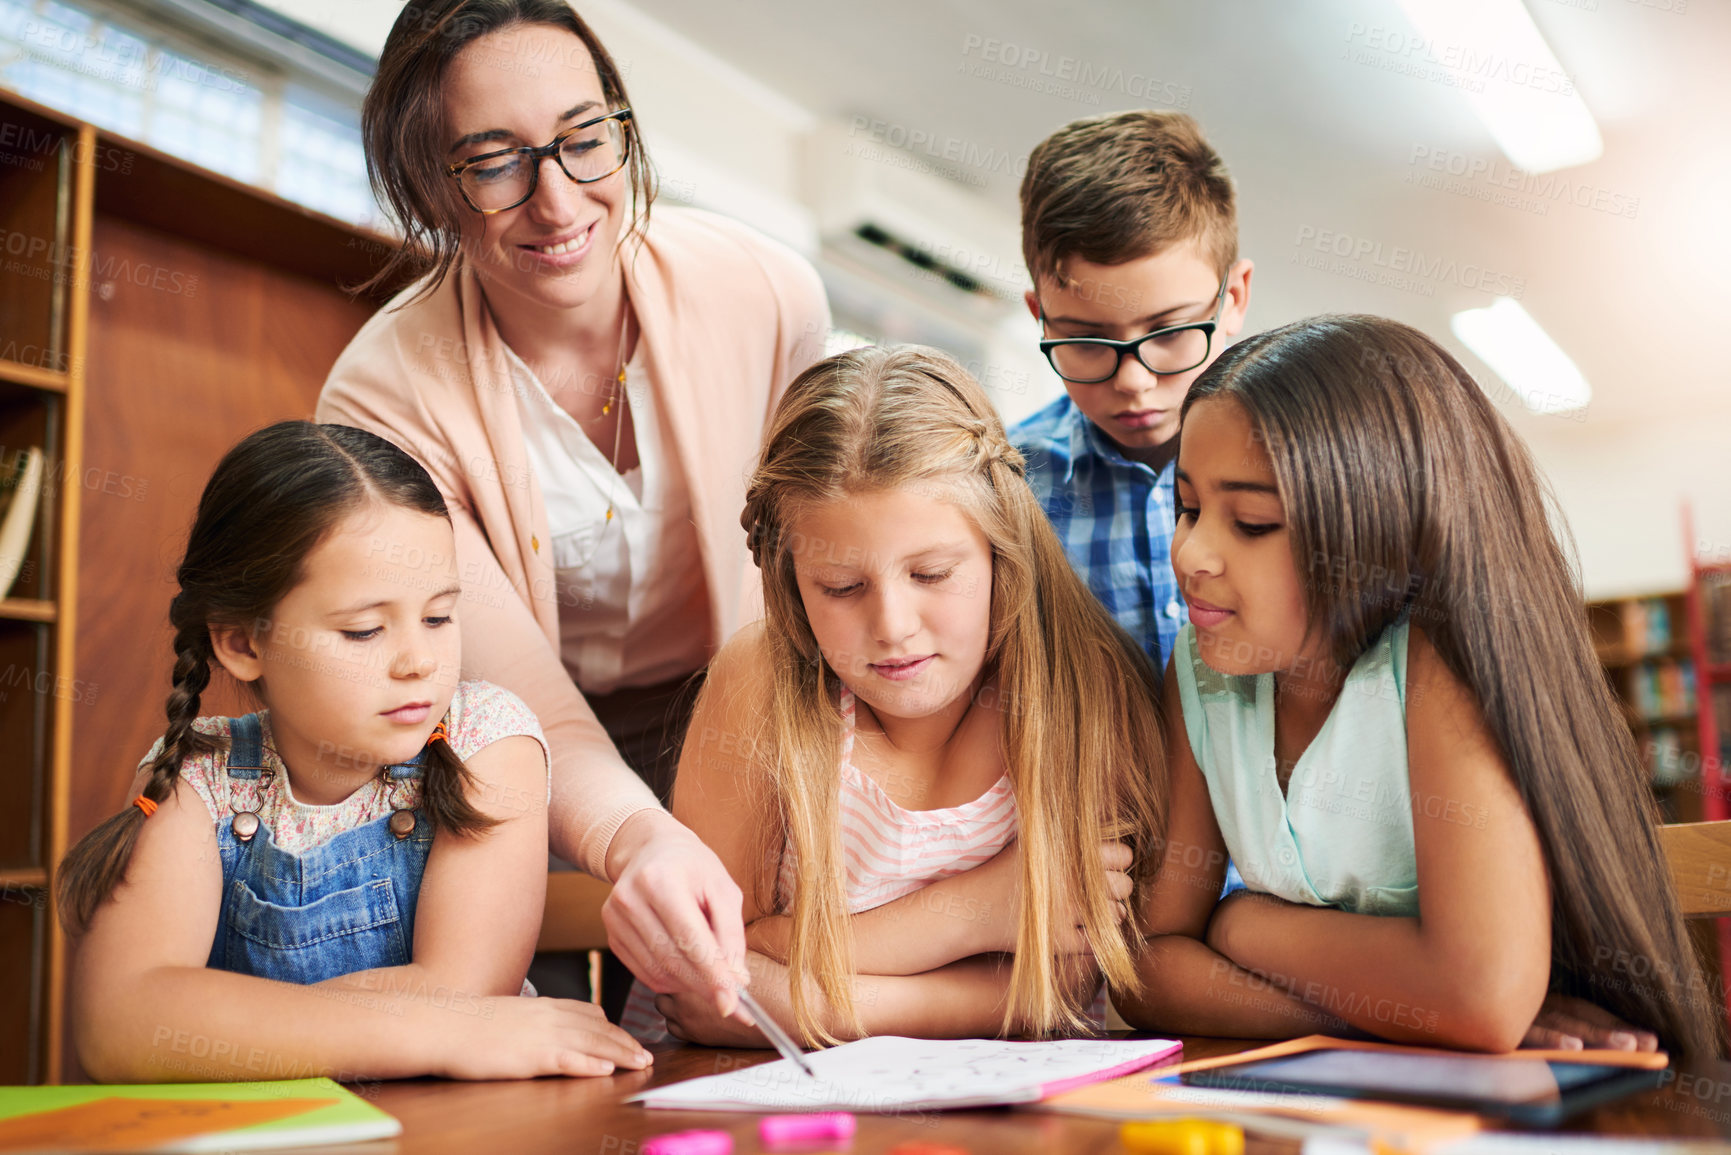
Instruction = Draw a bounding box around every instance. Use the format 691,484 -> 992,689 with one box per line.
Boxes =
56,609 -> 225,932
145,602 -> 224,783
419,729 -> 501,839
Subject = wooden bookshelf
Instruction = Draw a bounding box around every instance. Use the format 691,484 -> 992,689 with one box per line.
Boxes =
0,92 -> 88,1086
0,84 -> 399,1083
1683,505 -> 1731,1028
0,599 -> 57,624
0,363 -> 69,394
1591,579 -> 1731,1032
1585,590 -> 1703,813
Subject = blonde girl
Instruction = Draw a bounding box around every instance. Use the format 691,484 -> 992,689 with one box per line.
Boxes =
1121,315 -> 1718,1060
632,345 -> 1164,1045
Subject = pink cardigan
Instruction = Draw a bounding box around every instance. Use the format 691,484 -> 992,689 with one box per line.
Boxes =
317,207 -> 829,878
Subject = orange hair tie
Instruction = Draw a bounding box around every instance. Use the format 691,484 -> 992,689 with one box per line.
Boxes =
427,721 -> 450,747
133,795 -> 158,818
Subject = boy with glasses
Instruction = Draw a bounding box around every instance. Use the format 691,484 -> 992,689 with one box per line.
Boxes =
1010,110 -> 1253,670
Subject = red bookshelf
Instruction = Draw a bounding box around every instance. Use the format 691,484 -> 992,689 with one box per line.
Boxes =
1682,503 -> 1731,1026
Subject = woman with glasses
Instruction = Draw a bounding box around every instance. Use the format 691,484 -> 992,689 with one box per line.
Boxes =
318,0 -> 829,1040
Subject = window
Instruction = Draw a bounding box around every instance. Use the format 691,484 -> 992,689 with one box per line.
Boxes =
277,83 -> 372,224
0,0 -> 379,228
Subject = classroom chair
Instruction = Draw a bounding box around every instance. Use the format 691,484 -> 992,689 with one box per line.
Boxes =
1659,820 -> 1731,1034
537,871 -> 614,952
536,871 -> 613,1005
1660,820 -> 1731,918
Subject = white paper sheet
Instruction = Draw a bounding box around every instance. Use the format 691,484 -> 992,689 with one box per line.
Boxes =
631,1035 -> 1182,1113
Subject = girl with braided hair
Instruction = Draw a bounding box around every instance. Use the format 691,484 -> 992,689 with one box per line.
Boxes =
57,421 -> 653,1082
627,345 -> 1165,1046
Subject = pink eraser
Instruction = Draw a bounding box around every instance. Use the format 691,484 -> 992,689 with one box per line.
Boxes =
642,1129 -> 733,1155
759,1112 -> 857,1146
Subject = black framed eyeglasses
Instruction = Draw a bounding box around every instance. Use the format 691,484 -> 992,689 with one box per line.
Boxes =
445,108 -> 633,214
1037,273 -> 1231,384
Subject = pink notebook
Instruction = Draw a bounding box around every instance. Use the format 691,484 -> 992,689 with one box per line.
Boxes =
632,1036 -> 1184,1113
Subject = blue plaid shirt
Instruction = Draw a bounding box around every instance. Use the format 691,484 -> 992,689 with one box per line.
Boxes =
1010,394 -> 1188,672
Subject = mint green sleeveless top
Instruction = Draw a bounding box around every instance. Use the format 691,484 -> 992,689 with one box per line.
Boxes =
1173,618 -> 1418,917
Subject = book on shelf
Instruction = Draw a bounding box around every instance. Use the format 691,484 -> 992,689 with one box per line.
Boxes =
1615,596 -> 1676,657
0,447 -> 42,600
1714,685 -> 1731,767
1705,574 -> 1731,665
1646,727 -> 1689,787
1623,657 -> 1696,721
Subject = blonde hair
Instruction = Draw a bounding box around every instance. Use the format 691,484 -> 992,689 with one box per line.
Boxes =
736,344 -> 1165,1041
1020,110 -> 1237,288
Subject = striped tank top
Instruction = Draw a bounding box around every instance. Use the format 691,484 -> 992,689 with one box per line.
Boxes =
620,686 -> 1020,1041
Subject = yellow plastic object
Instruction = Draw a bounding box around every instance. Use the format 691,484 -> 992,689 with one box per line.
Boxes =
1119,1118 -> 1246,1155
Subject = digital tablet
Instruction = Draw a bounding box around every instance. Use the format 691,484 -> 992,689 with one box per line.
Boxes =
1182,1049 -> 1665,1126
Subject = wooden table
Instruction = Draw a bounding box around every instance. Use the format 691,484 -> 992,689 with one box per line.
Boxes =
350,1039 -> 1731,1155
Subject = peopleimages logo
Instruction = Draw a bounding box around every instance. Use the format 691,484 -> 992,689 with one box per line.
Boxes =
1342,23 -> 1579,97
847,116 -> 1028,183
1291,226 -> 1527,299
958,35 -> 1192,108
1406,146 -> 1640,220
22,20 -> 253,93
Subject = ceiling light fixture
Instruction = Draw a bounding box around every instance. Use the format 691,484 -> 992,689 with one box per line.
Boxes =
1451,297 -> 1592,416
1397,0 -> 1602,173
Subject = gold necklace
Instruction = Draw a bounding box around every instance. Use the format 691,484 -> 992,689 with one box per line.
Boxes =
563,306 -> 632,570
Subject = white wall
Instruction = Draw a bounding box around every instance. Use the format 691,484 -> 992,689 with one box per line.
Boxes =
1522,403 -> 1731,600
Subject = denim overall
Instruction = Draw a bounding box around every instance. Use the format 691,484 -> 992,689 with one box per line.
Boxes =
206,713 -> 434,984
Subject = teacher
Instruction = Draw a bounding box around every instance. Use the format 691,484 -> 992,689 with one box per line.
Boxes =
317,0 -> 829,1019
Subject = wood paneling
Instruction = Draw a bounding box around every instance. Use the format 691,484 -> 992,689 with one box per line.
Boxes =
70,214 -> 377,844
0,896 -> 43,1084
91,136 -> 397,295
0,622 -> 48,873
0,102 -> 69,364
0,389 -> 54,605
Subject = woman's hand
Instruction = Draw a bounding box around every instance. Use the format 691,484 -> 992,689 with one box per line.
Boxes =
603,811 -> 751,1018
1520,992 -> 1659,1052
439,995 -> 654,1080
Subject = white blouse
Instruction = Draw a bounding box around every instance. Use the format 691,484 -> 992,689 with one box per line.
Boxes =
509,344 -> 708,696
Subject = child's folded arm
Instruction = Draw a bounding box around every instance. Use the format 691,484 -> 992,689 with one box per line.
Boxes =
745,843 -> 1021,974
851,954 -> 1086,1041
73,773 -> 645,1083
1127,933 -> 1355,1038
659,950 -> 1077,1046
1116,773 -> 1322,1035
84,961 -> 644,1083
1198,627 -> 1552,1053
73,777 -> 445,1082
1117,659 -> 1333,1038
315,732 -> 551,1001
